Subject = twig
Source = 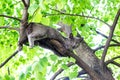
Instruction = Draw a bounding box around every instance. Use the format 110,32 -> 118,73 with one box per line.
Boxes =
46,8 -> 111,27
0,26 -> 19,31
110,61 -> 120,67
8,67 -> 10,75
94,44 -> 120,51
50,62 -> 74,80
0,50 -> 19,68
0,15 -> 21,22
105,56 -> 120,65
30,7 -> 40,22
96,30 -> 120,44
101,9 -> 120,68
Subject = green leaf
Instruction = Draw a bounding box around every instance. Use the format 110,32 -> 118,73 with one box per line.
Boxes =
41,17 -> 50,25
117,74 -> 120,80
19,73 -> 25,80
50,55 -> 58,61
4,75 -> 15,80
61,64 -> 68,70
69,71 -> 78,79
32,8 -> 42,22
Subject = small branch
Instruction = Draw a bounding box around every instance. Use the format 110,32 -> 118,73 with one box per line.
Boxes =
96,30 -> 120,44
49,8 -> 65,14
0,26 -> 19,31
8,67 -> 10,75
101,9 -> 120,68
110,61 -> 120,67
22,0 -> 30,7
0,14 -> 21,22
50,62 -> 74,80
46,8 -> 111,27
94,44 -> 120,51
30,7 -> 40,22
106,60 -> 120,67
0,50 -> 19,68
106,56 -> 120,65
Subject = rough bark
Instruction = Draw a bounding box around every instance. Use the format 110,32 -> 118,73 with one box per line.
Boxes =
74,38 -> 114,80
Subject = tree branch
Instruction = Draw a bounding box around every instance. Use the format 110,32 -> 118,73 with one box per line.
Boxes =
51,62 -> 74,80
0,0 -> 30,68
45,8 -> 111,27
101,9 -> 120,68
18,0 -> 30,50
105,56 -> 120,65
110,61 -> 120,67
22,0 -> 30,7
96,30 -> 120,44
0,50 -> 19,68
0,26 -> 19,31
0,14 -> 21,22
94,44 -> 120,51
66,51 -> 102,80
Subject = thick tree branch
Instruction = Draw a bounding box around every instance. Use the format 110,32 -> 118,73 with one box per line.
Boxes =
94,44 -> 120,51
0,50 -> 19,68
66,52 -> 102,80
51,62 -> 74,80
21,0 -> 30,23
0,14 -> 21,22
101,9 -> 120,68
18,0 -> 30,50
96,30 -> 120,44
46,8 -> 111,27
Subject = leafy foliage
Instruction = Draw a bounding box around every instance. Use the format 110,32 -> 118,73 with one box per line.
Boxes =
0,0 -> 120,80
